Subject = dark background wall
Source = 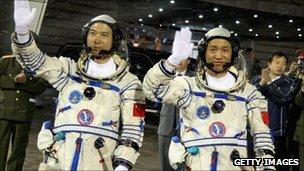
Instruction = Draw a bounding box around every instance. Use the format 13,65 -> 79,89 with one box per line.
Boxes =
1,0 -> 14,56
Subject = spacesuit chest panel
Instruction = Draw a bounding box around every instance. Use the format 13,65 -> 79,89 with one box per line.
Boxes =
181,89 -> 248,140
55,80 -> 121,128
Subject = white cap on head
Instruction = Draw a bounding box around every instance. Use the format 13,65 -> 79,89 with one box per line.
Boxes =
205,27 -> 231,39
81,14 -> 123,53
91,14 -> 116,24
83,15 -> 117,29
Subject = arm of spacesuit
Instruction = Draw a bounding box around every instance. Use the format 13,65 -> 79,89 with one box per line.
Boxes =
143,27 -> 193,106
143,60 -> 193,107
11,35 -> 75,92
246,89 -> 276,170
12,0 -> 73,92
113,76 -> 145,170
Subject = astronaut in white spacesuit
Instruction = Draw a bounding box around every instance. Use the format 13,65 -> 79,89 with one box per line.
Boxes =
143,27 -> 275,170
12,1 -> 145,170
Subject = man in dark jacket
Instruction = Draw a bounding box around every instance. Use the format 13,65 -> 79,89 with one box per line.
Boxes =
251,51 -> 298,171
0,54 -> 48,171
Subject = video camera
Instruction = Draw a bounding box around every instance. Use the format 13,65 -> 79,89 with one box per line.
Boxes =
296,49 -> 304,72
298,58 -> 304,72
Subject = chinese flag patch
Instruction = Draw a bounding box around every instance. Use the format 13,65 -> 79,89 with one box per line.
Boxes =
133,103 -> 145,117
261,111 -> 269,126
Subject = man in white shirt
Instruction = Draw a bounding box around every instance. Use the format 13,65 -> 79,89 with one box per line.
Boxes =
143,27 -> 275,170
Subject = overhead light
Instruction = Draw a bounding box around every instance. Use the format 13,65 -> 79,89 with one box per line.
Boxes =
268,24 -> 273,28
213,7 -> 218,12
148,14 -> 153,18
299,34 -> 303,37
159,24 -> 162,27
203,27 -> 207,30
133,42 -> 140,47
275,31 -> 279,35
234,33 -> 238,36
289,19 -> 293,23
141,23 -> 144,26
142,29 -> 146,32
172,23 -> 176,26
297,28 -> 301,31
235,20 -> 240,24
139,18 -> 143,22
253,14 -> 258,18
185,20 -> 189,23
276,36 -> 280,39
230,31 -> 234,33
159,8 -> 163,12
199,15 -> 203,19
218,25 -> 223,28
249,28 -> 253,32
170,0 -> 175,4
126,27 -> 129,30
255,33 -> 259,37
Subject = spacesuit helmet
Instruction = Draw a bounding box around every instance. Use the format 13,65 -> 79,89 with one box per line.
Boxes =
197,27 -> 240,73
81,14 -> 128,60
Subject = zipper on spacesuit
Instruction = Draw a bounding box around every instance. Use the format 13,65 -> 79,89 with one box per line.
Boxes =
71,135 -> 83,171
210,147 -> 218,171
95,137 -> 114,170
76,139 -> 82,151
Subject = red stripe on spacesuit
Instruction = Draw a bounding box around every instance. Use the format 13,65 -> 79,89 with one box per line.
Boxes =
261,111 -> 269,126
133,103 -> 145,117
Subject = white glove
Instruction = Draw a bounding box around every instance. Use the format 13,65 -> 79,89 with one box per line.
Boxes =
37,121 -> 54,150
37,129 -> 54,150
168,138 -> 186,169
114,165 -> 128,171
167,27 -> 193,66
255,154 -> 276,171
14,0 -> 37,43
114,145 -> 140,167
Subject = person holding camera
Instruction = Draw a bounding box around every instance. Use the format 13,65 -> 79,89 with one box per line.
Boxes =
251,51 -> 299,171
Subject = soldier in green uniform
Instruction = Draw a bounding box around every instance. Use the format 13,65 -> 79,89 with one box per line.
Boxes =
0,54 -> 48,171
